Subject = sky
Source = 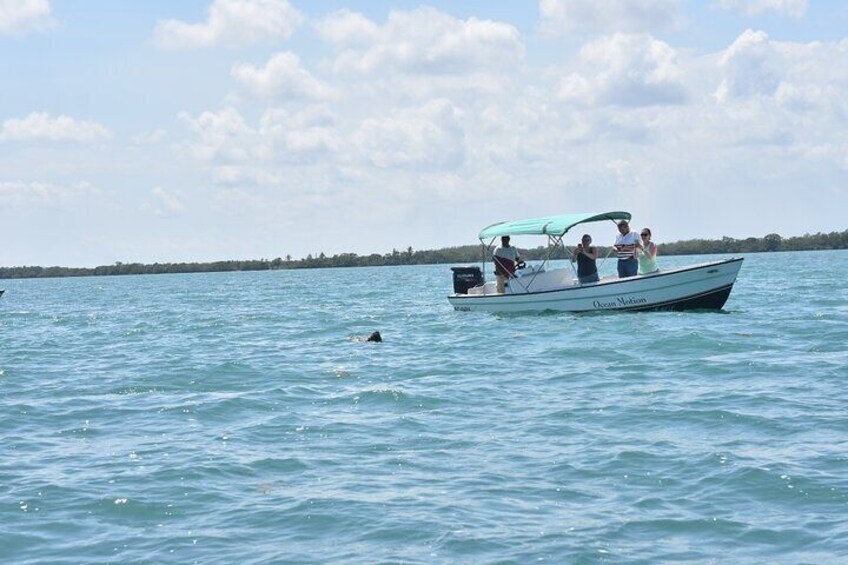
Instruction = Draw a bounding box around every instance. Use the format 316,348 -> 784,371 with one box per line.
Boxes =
1,0 -> 847,267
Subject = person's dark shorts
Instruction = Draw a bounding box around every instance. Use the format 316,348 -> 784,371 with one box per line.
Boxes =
617,258 -> 638,278
578,273 -> 600,284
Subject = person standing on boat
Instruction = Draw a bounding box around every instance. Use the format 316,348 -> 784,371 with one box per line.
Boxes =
638,228 -> 659,274
613,220 -> 642,278
494,235 -> 522,293
571,234 -> 599,284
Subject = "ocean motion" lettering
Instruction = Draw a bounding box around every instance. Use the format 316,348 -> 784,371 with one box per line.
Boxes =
593,296 -> 648,309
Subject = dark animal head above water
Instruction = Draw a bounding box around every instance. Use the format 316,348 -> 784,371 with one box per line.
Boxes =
367,331 -> 382,343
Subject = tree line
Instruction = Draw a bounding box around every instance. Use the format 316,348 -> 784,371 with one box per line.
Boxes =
1,229 -> 846,280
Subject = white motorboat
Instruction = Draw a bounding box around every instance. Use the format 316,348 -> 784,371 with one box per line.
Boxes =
448,211 -> 743,313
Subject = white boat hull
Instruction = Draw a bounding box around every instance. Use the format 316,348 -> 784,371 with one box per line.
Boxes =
448,258 -> 743,313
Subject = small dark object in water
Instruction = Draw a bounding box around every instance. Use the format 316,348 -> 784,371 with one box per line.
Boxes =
367,331 -> 382,343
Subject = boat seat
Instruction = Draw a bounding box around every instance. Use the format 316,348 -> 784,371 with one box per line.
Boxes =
506,268 -> 575,294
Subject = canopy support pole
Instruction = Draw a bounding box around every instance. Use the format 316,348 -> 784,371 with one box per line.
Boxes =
480,237 -> 498,290
597,218 -> 621,271
515,234 -> 566,292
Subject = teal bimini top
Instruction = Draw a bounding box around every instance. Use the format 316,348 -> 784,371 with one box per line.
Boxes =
478,211 -> 632,240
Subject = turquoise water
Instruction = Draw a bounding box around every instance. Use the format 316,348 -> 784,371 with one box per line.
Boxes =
2,250 -> 847,563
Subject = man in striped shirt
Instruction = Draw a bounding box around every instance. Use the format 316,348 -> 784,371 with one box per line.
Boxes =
613,220 -> 643,278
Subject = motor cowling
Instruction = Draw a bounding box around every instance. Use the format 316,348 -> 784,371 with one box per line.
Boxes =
451,266 -> 484,294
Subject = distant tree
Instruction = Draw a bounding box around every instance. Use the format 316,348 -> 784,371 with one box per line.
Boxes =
764,233 -> 782,252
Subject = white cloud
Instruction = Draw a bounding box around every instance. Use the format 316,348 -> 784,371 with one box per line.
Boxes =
775,82 -> 826,113
179,105 -> 341,184
259,106 -> 340,155
179,107 -> 265,163
0,0 -> 54,35
314,9 -> 379,45
715,29 -> 782,102
182,99 -> 466,190
321,7 -> 524,75
231,52 -> 336,101
709,30 -> 848,122
539,0 -> 683,35
698,31 -> 848,180
0,112 -> 111,142
353,99 -> 466,169
149,186 -> 185,216
0,180 -> 98,207
154,0 -> 304,50
558,34 -> 686,107
715,0 -> 807,17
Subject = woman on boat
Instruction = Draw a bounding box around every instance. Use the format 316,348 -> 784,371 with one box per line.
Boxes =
571,234 -> 599,284
613,220 -> 641,278
638,228 -> 659,274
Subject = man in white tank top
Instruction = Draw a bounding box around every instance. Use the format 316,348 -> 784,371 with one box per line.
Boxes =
493,235 -> 522,293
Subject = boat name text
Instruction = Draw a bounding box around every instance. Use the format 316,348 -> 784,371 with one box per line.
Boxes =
593,296 -> 648,309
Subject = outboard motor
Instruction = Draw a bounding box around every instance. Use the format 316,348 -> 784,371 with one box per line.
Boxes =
451,266 -> 484,294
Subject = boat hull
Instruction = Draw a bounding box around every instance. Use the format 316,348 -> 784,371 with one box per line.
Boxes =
448,258 -> 743,313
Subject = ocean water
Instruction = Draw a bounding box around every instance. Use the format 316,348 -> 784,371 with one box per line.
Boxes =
2,250 -> 847,564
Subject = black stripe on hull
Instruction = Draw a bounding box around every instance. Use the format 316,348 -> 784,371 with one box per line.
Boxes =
623,284 -> 734,312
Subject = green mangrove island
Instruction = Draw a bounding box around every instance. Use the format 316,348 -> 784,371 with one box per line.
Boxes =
1,230 -> 846,280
